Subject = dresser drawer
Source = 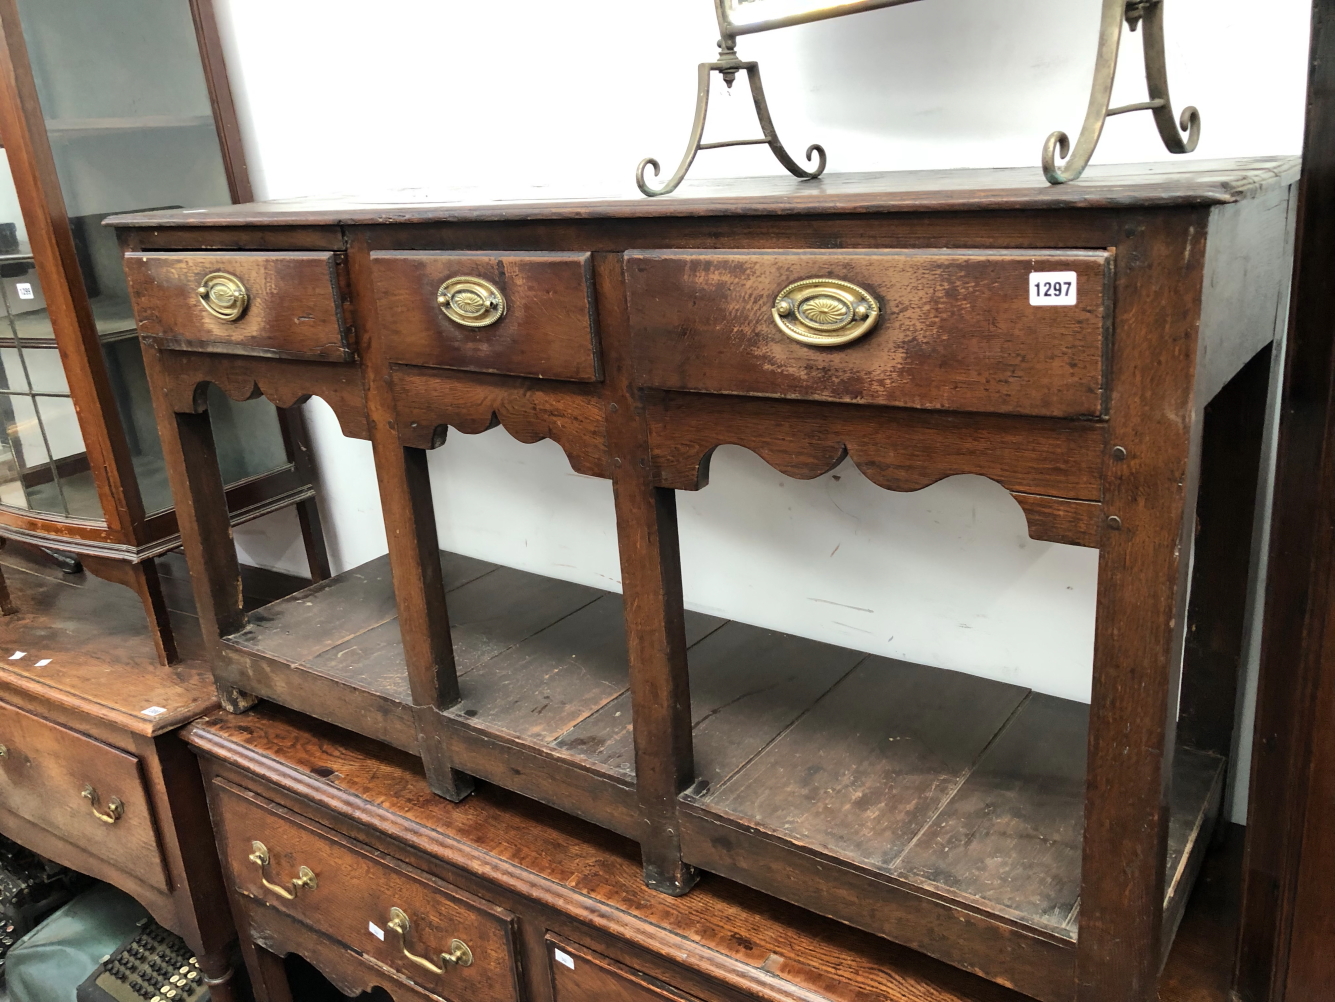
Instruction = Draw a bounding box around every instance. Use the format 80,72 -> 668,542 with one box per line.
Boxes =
123,251 -> 353,361
0,701 -> 167,891
371,251 -> 600,381
548,937 -> 702,1002
625,250 -> 1111,418
212,782 -> 520,1002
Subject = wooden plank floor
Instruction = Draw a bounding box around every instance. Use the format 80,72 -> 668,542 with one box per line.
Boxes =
230,550 -> 1223,946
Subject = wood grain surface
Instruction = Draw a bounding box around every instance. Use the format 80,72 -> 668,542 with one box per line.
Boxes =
187,705 -> 1246,1002
626,250 -> 1109,418
391,364 -> 611,479
106,157 -> 1299,230
125,251 -> 353,361
373,251 -> 600,381
644,390 -> 1105,546
548,935 -> 704,1002
214,780 -> 522,1002
0,696 -> 167,889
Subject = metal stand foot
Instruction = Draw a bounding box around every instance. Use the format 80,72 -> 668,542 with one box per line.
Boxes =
1043,0 -> 1199,184
637,47 -> 826,197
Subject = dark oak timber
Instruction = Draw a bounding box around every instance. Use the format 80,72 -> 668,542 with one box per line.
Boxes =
0,538 -> 309,1002
114,159 -> 1297,1002
186,704 -> 1253,1002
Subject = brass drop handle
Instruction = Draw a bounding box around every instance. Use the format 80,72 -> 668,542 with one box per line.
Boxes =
81,784 -> 123,824
196,271 -> 249,322
385,906 -> 473,974
772,277 -> 881,347
247,841 -> 317,900
436,276 -> 506,328
0,743 -> 9,758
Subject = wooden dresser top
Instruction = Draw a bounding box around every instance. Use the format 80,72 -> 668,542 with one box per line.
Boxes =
185,705 -> 1240,1002
107,157 -> 1299,230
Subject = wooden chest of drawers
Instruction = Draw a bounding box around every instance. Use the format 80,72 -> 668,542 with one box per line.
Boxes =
0,545 -> 308,1001
185,704 -> 1238,1002
112,158 -> 1298,1002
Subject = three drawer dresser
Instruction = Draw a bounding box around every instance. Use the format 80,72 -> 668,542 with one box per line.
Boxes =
111,157 -> 1298,1002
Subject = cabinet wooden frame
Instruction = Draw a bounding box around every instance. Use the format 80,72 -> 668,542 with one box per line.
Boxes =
0,0 -> 327,666
114,158 -> 1297,1002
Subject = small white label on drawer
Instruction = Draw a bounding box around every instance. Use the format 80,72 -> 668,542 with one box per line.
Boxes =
554,948 -> 575,970
141,706 -> 168,718
368,921 -> 385,941
8,652 -> 24,660
34,659 -> 50,667
15,283 -> 33,300
1029,271 -> 1077,305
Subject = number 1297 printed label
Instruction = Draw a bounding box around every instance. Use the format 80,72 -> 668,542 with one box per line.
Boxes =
1029,271 -> 1077,306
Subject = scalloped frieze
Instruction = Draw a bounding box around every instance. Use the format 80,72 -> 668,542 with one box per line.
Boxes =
149,348 -> 370,440
646,391 -> 1105,547
391,366 -> 611,479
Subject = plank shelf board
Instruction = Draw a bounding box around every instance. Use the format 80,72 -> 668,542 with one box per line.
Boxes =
219,547 -> 1222,964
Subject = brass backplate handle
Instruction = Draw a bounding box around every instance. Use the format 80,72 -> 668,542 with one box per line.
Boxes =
81,784 -> 123,824
772,278 -> 880,347
197,271 -> 249,322
437,276 -> 505,329
386,906 -> 473,974
248,841 -> 317,900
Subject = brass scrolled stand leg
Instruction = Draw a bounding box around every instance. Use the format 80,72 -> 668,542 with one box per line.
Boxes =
1043,0 -> 1199,185
637,48 -> 826,197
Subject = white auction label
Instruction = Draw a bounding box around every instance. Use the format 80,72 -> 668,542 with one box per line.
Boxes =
15,283 -> 33,300
553,948 -> 575,970
368,921 -> 385,941
141,706 -> 168,718
1029,271 -> 1077,306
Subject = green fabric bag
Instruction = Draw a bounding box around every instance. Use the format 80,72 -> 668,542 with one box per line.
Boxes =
7,884 -> 148,1002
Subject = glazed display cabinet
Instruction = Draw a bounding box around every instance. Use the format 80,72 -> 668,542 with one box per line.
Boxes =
0,0 -> 326,662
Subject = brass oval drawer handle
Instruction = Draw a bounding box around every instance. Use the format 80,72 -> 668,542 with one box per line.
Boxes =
81,784 -> 123,824
247,841 -> 317,900
197,271 -> 249,322
437,276 -> 505,329
386,906 -> 473,974
772,278 -> 880,347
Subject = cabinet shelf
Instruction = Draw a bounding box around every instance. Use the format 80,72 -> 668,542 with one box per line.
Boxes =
221,549 -> 1222,960
44,114 -> 213,138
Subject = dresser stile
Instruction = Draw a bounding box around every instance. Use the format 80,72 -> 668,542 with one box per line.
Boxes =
347,230 -> 475,802
598,250 -> 700,896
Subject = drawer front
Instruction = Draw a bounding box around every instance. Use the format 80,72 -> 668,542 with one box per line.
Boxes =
213,782 -> 520,1002
123,251 -> 352,360
372,251 -> 600,381
625,250 -> 1111,418
0,701 -> 167,891
548,937 -> 702,1002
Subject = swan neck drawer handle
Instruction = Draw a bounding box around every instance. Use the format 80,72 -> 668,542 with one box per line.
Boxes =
247,841 -> 317,900
82,784 -> 123,824
386,906 -> 473,974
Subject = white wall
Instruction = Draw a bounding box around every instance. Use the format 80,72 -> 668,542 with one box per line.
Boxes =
222,0 -> 1313,823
